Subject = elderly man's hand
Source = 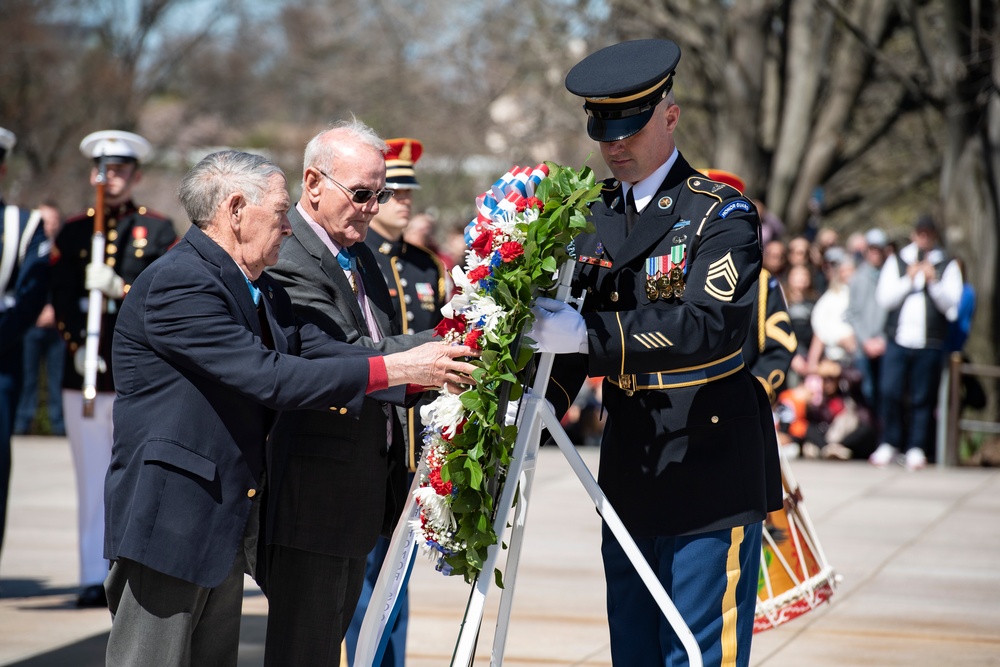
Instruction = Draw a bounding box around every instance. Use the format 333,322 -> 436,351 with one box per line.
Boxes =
384,342 -> 478,392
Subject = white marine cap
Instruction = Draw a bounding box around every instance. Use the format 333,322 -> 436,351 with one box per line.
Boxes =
79,130 -> 151,163
0,127 -> 16,159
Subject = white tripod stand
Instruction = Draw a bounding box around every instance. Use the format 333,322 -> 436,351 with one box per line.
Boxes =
356,265 -> 703,667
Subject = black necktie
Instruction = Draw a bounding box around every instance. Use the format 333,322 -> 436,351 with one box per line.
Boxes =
625,188 -> 639,235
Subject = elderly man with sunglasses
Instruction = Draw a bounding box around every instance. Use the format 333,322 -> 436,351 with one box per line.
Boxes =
263,119 -> 441,666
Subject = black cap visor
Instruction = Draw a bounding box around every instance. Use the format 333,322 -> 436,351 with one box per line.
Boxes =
587,106 -> 657,142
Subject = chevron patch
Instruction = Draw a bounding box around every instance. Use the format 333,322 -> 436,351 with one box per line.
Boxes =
704,252 -> 738,302
632,331 -> 673,349
765,312 -> 798,352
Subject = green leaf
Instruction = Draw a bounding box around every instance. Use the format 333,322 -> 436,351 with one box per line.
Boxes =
494,568 -> 505,589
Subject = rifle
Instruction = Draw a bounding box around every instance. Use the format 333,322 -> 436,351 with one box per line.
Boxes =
81,159 -> 107,417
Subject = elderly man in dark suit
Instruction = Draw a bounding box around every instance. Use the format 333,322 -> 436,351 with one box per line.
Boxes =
104,149 -> 475,667
263,119 -> 438,667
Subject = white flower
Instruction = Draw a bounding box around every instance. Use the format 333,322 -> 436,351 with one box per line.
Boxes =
441,267 -> 473,319
467,294 -> 506,337
420,391 -> 467,438
413,487 -> 457,530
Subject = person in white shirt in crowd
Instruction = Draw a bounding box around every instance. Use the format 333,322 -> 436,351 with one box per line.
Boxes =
870,215 -> 962,470
807,246 -> 856,369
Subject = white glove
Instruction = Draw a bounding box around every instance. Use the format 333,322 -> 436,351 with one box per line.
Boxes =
504,398 -> 520,427
85,262 -> 126,299
527,296 -> 588,354
503,388 -> 555,427
74,347 -> 107,376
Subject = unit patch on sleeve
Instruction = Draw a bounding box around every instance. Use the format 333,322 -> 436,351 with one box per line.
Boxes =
718,200 -> 751,219
704,252 -> 739,302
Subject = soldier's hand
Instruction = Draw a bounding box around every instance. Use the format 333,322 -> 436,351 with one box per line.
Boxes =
527,297 -> 588,354
384,342 -> 478,391
85,262 -> 126,299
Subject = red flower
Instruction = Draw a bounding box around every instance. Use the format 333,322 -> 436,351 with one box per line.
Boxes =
526,196 -> 543,210
429,468 -> 453,496
434,315 -> 467,337
470,229 -> 494,258
464,328 -> 484,350
499,241 -> 524,262
467,265 -> 491,282
440,417 -> 466,441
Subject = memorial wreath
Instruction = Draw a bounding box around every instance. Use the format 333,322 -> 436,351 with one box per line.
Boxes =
413,162 -> 602,582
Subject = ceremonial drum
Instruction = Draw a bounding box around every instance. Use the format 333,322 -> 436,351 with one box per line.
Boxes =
755,446 -> 838,632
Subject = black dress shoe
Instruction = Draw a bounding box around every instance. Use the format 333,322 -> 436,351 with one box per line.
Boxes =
76,584 -> 108,608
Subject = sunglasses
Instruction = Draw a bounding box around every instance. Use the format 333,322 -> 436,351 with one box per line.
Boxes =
317,169 -> 393,205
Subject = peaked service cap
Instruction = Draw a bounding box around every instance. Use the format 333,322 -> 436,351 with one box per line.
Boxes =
565,39 -> 681,142
79,130 -> 151,164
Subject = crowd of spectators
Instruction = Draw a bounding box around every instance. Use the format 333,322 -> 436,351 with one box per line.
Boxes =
768,216 -> 972,469
555,208 -> 977,471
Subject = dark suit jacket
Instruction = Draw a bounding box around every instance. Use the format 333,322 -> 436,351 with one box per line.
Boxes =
549,153 -> 782,538
264,207 -> 433,559
105,224 -> 387,588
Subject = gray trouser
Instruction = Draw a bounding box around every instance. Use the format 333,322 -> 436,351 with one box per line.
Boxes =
104,555 -> 246,667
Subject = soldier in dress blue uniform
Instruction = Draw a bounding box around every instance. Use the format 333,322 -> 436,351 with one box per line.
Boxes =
528,40 -> 783,666
0,126 -> 51,568
346,137 -> 447,667
51,130 -> 177,607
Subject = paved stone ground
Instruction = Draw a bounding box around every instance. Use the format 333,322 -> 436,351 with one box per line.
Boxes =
1,435 -> 998,666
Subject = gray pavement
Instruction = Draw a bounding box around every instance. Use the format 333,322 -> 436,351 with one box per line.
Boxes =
1,435 -> 998,666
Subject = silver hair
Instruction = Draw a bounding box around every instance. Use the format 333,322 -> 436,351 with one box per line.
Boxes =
302,116 -> 387,183
178,150 -> 285,228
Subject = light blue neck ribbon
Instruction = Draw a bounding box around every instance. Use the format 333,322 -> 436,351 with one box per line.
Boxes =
245,277 -> 262,306
336,247 -> 356,272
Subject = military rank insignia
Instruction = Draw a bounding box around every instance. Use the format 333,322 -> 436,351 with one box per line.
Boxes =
705,251 -> 739,302
645,241 -> 687,301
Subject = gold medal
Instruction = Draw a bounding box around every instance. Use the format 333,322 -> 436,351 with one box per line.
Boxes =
673,281 -> 685,298
646,280 -> 660,301
670,267 -> 683,282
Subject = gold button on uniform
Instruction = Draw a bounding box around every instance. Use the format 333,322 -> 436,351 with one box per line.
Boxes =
610,291 -> 619,302
247,488 -> 256,498
108,230 -> 118,241
339,407 -> 348,415
711,416 -> 719,424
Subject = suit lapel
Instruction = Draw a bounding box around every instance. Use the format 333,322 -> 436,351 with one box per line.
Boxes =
354,244 -> 393,339
286,207 -> 369,335
184,225 -> 260,334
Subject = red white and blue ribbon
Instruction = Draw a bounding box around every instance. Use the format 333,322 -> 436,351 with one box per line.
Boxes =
467,164 -> 549,243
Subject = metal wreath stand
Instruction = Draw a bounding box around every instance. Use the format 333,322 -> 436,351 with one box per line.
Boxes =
355,262 -> 703,667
